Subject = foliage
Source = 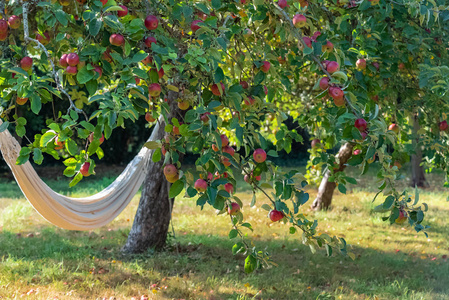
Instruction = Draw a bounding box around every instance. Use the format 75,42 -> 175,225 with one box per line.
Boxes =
0,0 -> 446,271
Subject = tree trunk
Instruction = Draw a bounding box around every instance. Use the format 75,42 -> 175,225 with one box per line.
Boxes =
122,92 -> 181,253
311,142 -> 354,210
410,114 -> 429,188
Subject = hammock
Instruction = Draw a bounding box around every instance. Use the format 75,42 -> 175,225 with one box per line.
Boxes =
0,119 -> 159,230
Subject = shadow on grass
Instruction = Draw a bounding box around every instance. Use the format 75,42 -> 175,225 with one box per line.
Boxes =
0,226 -> 448,300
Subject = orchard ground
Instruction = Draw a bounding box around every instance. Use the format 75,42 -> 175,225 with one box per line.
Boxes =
0,164 -> 448,299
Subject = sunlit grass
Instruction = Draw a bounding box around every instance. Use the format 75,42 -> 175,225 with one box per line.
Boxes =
0,163 -> 448,299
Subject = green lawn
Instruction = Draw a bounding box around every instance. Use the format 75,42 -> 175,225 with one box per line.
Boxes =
0,164 -> 448,299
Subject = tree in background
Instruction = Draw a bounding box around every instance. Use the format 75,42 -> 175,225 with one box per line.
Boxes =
0,0 -> 443,271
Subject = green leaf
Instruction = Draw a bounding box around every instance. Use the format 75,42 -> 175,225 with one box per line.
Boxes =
0,121 -> 9,133
228,229 -> 238,239
144,141 -> 160,149
89,18 -> 102,36
261,204 -> 271,211
244,254 -> 257,274
152,148 -> 162,162
383,195 -> 395,209
69,172 -> 83,187
55,10 -> 68,26
15,125 -> 25,137
86,79 -> 98,95
88,140 -> 100,156
169,180 -> 184,198
337,183 -> 346,194
33,148 -> 43,165
40,131 -> 56,147
132,51 -> 148,63
30,94 -> 42,115
77,66 -> 95,84
232,242 -> 244,255
66,139 -> 78,156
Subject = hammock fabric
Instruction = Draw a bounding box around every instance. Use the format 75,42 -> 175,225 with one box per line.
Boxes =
0,119 -> 158,230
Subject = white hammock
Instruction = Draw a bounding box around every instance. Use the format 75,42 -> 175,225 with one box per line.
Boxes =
0,119 -> 158,230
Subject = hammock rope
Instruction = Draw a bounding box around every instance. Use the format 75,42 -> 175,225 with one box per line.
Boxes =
0,119 -> 158,230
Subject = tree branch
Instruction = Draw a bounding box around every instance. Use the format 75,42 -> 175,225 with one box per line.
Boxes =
22,1 -> 87,120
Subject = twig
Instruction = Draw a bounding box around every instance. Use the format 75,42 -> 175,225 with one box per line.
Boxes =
0,0 -> 6,20
272,3 -> 360,118
22,1 -> 87,120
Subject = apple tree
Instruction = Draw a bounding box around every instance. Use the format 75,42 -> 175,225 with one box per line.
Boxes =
0,0 -> 439,272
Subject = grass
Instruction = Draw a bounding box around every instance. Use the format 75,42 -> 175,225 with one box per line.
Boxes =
0,163 -> 448,299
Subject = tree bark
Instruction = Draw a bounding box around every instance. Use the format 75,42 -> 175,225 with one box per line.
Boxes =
410,114 -> 429,188
122,92 -> 181,253
311,142 -> 354,210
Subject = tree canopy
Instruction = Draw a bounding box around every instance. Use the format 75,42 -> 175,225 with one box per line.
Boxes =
1,0 -> 448,272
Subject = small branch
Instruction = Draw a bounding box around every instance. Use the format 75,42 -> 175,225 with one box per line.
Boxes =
22,1 -> 87,120
272,3 -> 360,118
0,0 -> 6,20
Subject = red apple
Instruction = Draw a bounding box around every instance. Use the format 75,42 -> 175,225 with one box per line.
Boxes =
389,123 -> 399,133
328,86 -> 344,102
177,100 -> 189,110
54,136 -> 65,150
88,133 -> 105,144
20,56 -> 33,71
356,58 -> 366,70
93,65 -> 102,79
191,20 -> 203,33
269,210 -> 284,222
395,209 -> 407,224
194,179 -> 208,192
225,183 -> 234,195
163,164 -> 177,177
109,33 -> 124,46
66,66 -> 77,74
0,20 -> 8,33
372,62 -> 380,71
144,36 -> 156,48
59,54 -> 68,67
353,149 -> 361,155
145,112 -> 155,122
253,148 -> 267,163
292,14 -> 307,28
223,146 -> 235,156
66,53 -> 79,66
302,36 -> 312,48
244,96 -> 256,106
158,68 -> 164,79
135,77 -> 141,85
311,138 -> 320,148
278,0 -> 288,8
0,31 -> 7,41
80,162 -> 90,177
319,77 -> 329,90
100,0 -> 108,5
117,5 -> 128,17
439,120 -> 448,131
322,41 -> 333,53
398,62 -> 405,70
16,97 -> 28,105
240,80 -> 249,89
148,83 -> 161,97
36,31 -> 50,45
211,82 -> 225,96
228,202 -> 240,215
354,118 -> 367,132
260,61 -> 271,73
8,15 -> 20,29
221,157 -> 231,167
326,61 -> 339,73
145,15 -> 159,30
220,134 -> 229,147
200,112 -> 211,123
